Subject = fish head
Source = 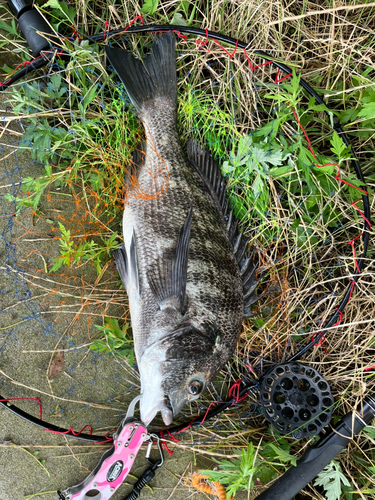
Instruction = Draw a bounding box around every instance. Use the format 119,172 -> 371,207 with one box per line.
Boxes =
139,323 -> 229,426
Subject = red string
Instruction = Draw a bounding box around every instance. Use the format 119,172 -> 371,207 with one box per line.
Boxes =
364,365 -> 375,372
312,332 -> 328,355
333,307 -> 343,328
172,416 -> 199,435
274,68 -> 293,84
195,28 -> 209,51
71,25 -> 81,43
159,430 -> 174,455
165,428 -> 181,442
0,397 -> 43,420
212,37 -> 239,58
103,21 -> 110,41
0,59 -> 32,78
348,280 -> 356,301
116,14 -> 145,36
351,200 -> 372,228
44,424 -> 93,437
228,379 -> 249,403
242,49 -> 274,71
290,107 -> 368,195
148,29 -> 188,40
170,30 -> 188,40
348,234 -> 363,274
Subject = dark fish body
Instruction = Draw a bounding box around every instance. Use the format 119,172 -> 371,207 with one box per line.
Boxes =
106,34 -> 257,425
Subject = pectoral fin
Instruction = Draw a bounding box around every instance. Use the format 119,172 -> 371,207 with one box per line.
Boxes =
112,245 -> 127,288
112,230 -> 140,296
149,207 -> 192,314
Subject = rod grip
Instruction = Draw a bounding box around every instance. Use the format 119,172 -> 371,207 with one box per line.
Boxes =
17,7 -> 54,55
256,400 -> 375,500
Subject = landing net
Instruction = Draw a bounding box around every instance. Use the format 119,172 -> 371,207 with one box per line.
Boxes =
0,26 -> 372,446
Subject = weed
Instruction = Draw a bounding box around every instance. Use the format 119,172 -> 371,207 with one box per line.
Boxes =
89,317 -> 134,365
199,437 -> 298,497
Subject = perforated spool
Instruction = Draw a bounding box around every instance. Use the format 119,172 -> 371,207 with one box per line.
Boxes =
260,362 -> 334,439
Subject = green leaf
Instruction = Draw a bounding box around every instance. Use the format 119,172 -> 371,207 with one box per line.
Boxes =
171,11 -> 188,26
330,132 -> 351,161
358,101 -> 375,121
255,117 -> 283,137
314,461 -> 351,500
269,165 -> 294,177
141,0 -> 159,15
0,19 -> 20,36
44,0 -> 76,24
267,444 -> 297,467
82,84 -> 98,111
363,426 -> 375,440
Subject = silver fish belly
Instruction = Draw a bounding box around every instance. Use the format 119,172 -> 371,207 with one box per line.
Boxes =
106,33 -> 257,425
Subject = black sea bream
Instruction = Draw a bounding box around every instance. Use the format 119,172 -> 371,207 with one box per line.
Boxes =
105,33 -> 258,426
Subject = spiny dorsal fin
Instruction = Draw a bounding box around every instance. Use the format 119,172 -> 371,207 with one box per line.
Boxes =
149,207 -> 193,314
187,139 -> 261,317
187,139 -> 227,211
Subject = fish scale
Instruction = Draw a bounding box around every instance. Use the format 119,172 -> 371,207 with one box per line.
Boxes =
106,32 -> 257,426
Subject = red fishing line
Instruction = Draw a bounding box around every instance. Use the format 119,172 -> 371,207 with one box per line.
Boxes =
116,14 -> 145,37
45,424 -> 93,436
274,68 -> 293,84
352,200 -> 372,228
348,234 -> 363,274
0,397 -> 43,419
103,21 -> 110,41
71,25 -> 81,43
333,307 -> 343,328
159,430 -> 174,455
242,49 -> 274,71
312,333 -> 328,355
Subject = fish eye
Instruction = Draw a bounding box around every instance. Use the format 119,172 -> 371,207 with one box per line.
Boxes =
188,380 -> 203,396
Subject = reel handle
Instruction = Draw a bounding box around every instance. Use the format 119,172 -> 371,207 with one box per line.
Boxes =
256,396 -> 375,500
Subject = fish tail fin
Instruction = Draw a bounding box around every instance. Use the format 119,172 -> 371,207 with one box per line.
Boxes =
105,32 -> 177,117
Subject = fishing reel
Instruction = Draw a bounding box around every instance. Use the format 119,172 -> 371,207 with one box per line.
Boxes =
260,362 -> 334,440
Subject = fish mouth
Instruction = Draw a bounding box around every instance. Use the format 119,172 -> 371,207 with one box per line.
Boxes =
161,395 -> 174,426
140,392 -> 174,426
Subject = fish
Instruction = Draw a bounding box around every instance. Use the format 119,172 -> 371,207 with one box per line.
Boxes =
105,32 -> 258,426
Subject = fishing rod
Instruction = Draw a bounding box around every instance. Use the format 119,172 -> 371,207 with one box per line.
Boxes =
1,1 -> 373,499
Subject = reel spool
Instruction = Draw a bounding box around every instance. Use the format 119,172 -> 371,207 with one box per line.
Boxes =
260,362 -> 334,440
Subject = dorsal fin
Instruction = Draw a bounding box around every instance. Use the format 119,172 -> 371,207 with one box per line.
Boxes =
187,140 -> 227,212
187,139 -> 261,317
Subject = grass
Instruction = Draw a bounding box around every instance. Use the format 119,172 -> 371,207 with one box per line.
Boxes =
0,0 -> 374,499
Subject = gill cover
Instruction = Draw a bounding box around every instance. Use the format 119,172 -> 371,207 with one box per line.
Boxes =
139,324 -> 225,426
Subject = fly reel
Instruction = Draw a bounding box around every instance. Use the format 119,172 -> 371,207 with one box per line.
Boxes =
260,362 -> 334,440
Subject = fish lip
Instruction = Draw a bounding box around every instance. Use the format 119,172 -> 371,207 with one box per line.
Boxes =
140,391 -> 174,426
161,395 -> 174,426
